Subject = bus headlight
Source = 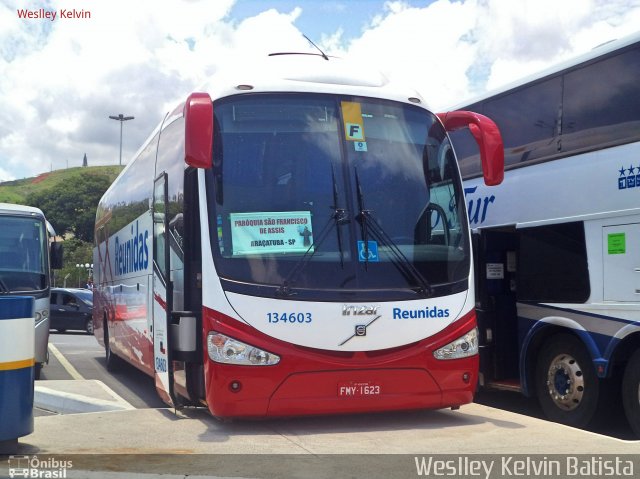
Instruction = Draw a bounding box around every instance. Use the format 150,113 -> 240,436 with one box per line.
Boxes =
35,309 -> 49,324
433,328 -> 478,360
207,332 -> 280,366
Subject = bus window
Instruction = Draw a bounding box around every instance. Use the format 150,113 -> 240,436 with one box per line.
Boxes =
517,222 -> 590,303
210,94 -> 470,298
484,76 -> 562,168
563,47 -> 640,152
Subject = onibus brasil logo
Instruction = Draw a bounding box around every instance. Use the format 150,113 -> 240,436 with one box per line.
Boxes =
7,456 -> 72,478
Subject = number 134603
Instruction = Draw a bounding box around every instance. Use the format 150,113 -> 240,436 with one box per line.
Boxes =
267,312 -> 312,324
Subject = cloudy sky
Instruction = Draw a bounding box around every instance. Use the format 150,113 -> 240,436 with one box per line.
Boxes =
1,0 -> 639,181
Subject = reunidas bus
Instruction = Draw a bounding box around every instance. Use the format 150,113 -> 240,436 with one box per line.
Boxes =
93,53 -> 503,418
0,203 -> 63,379
449,32 -> 640,436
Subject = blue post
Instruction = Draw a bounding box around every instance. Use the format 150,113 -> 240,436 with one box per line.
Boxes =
0,296 -> 35,454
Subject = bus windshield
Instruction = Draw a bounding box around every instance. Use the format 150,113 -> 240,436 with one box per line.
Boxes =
0,215 -> 48,292
208,93 -> 469,301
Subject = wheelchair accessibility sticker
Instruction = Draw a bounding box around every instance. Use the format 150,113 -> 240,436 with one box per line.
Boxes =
358,240 -> 379,262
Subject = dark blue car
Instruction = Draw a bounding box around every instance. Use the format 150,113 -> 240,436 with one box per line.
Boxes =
50,288 -> 93,334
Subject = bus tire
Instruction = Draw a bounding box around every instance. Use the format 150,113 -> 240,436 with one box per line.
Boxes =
104,319 -> 120,372
622,350 -> 640,437
34,362 -> 42,380
535,334 -> 599,428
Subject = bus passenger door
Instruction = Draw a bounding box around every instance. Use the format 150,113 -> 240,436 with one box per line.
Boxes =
474,228 -> 519,388
152,172 -> 176,406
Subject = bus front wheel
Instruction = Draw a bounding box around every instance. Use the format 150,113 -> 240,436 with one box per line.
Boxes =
535,334 -> 599,428
622,350 -> 640,437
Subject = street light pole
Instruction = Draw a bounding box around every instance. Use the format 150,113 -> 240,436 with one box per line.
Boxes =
109,113 -> 135,166
75,263 -> 93,288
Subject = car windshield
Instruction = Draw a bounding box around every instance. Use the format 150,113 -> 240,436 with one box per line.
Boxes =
74,290 -> 93,306
0,215 -> 48,292
207,93 -> 469,301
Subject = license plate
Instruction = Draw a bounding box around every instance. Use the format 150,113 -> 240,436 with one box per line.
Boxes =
337,381 -> 381,397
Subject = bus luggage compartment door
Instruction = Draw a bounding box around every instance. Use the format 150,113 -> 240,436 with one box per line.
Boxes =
603,223 -> 640,301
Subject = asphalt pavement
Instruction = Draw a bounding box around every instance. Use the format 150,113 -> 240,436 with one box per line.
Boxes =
0,379 -> 637,479
4,333 -> 639,478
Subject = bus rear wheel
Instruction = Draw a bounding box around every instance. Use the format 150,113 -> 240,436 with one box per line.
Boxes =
535,334 -> 599,428
622,350 -> 640,437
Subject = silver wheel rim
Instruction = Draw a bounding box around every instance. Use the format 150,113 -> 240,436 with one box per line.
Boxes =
546,353 -> 585,411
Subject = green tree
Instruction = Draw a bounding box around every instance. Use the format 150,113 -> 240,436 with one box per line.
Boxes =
27,174 -> 112,242
52,238 -> 94,288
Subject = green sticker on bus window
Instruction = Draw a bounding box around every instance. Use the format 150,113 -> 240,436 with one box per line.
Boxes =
229,211 -> 313,256
608,233 -> 626,254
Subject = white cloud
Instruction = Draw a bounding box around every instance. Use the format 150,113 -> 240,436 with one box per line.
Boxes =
475,0 -> 640,90
0,166 -> 15,183
324,0 -> 479,110
0,1 -> 314,181
1,0 -> 639,181
318,0 -> 640,109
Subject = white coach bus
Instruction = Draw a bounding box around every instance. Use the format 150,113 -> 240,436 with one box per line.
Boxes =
93,52 -> 503,418
449,32 -> 640,436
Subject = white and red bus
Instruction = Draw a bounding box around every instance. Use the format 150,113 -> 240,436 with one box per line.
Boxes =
93,53 -> 503,418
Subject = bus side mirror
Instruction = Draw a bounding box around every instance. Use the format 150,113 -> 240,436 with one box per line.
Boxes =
50,242 -> 63,270
437,111 -> 504,186
184,92 -> 213,169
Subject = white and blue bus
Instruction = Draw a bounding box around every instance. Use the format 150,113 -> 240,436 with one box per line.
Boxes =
449,32 -> 640,436
0,203 -> 63,379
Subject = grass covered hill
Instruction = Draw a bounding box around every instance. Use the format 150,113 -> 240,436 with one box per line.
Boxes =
0,166 -> 125,285
0,166 -> 123,204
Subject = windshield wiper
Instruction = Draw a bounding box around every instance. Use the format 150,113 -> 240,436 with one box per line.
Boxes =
354,168 -> 433,297
354,168 -> 371,269
0,277 -> 8,294
276,165 -> 349,297
331,164 -> 348,268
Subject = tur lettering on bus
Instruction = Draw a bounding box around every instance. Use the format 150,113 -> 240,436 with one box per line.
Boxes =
464,186 -> 495,225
